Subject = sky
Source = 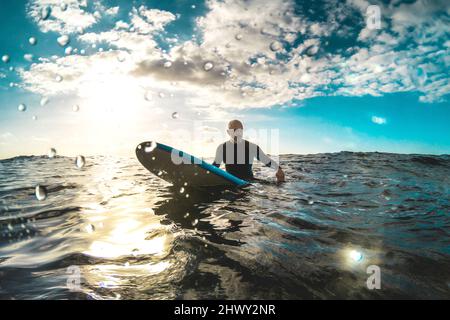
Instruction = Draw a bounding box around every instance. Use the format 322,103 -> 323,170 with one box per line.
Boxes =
0,0 -> 449,160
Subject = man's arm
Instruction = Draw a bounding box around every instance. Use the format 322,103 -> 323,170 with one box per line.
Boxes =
256,145 -> 285,183
256,145 -> 279,169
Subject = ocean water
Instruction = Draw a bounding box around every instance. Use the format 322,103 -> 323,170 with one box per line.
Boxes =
0,152 -> 449,299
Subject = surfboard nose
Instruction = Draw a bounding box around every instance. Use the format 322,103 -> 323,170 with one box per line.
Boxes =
136,141 -> 157,154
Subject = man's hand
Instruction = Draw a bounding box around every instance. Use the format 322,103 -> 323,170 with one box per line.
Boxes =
276,168 -> 285,183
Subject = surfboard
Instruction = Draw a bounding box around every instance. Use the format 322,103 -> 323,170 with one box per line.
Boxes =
136,141 -> 249,187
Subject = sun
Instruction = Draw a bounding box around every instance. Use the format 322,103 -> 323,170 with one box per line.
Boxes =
80,75 -> 144,126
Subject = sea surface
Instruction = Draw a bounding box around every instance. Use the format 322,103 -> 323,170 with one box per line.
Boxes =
0,152 -> 449,299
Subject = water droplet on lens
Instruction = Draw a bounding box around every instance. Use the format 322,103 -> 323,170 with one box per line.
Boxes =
305,45 -> 319,57
180,187 -> 185,194
24,54 -> 34,62
144,141 -> 157,153
235,33 -> 243,40
144,91 -> 153,101
349,250 -> 363,262
18,103 -> 26,112
2,55 -> 10,64
57,35 -> 70,47
41,6 -> 51,20
40,97 -> 49,106
270,41 -> 282,52
48,148 -> 57,158
171,112 -> 179,119
55,74 -> 63,82
75,155 -> 85,168
35,185 -> 47,201
72,104 -> 79,112
29,37 -> 37,46
203,61 -> 214,71
85,224 -> 95,233
60,2 -> 68,11
163,61 -> 172,68
192,219 -> 199,226
117,53 -> 126,62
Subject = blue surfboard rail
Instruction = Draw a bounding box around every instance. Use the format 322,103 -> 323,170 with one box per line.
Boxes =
156,142 -> 249,187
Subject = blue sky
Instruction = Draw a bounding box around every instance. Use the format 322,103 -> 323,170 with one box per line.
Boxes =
0,0 -> 449,159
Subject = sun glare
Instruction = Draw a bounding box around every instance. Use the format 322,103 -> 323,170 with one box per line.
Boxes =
81,76 -> 144,127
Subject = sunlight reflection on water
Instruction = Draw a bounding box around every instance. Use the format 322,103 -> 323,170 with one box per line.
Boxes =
0,153 -> 449,299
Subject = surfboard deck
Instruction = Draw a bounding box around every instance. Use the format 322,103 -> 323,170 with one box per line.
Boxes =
136,141 -> 249,187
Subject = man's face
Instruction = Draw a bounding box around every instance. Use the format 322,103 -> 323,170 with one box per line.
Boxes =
227,123 -> 243,140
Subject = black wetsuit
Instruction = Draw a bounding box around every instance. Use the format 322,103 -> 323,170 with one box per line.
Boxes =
212,139 -> 279,180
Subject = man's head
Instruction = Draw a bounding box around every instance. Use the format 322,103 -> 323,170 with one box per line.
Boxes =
227,119 -> 244,142
228,119 -> 243,131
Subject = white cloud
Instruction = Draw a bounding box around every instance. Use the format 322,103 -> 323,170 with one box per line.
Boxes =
0,132 -> 13,140
105,6 -> 119,16
371,116 -> 387,125
121,6 -> 178,35
27,0 -> 99,34
137,6 -> 177,30
20,0 -> 450,115
115,20 -> 130,30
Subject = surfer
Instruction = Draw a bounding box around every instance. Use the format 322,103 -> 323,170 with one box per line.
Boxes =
212,120 -> 285,183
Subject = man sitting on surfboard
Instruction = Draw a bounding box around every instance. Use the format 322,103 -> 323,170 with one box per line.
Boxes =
212,120 -> 286,183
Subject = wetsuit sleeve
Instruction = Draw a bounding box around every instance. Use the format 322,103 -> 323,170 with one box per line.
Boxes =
212,143 -> 224,167
256,145 -> 280,170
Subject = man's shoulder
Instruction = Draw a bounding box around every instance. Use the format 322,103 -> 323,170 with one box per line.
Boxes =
216,141 -> 227,150
244,140 -> 258,148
